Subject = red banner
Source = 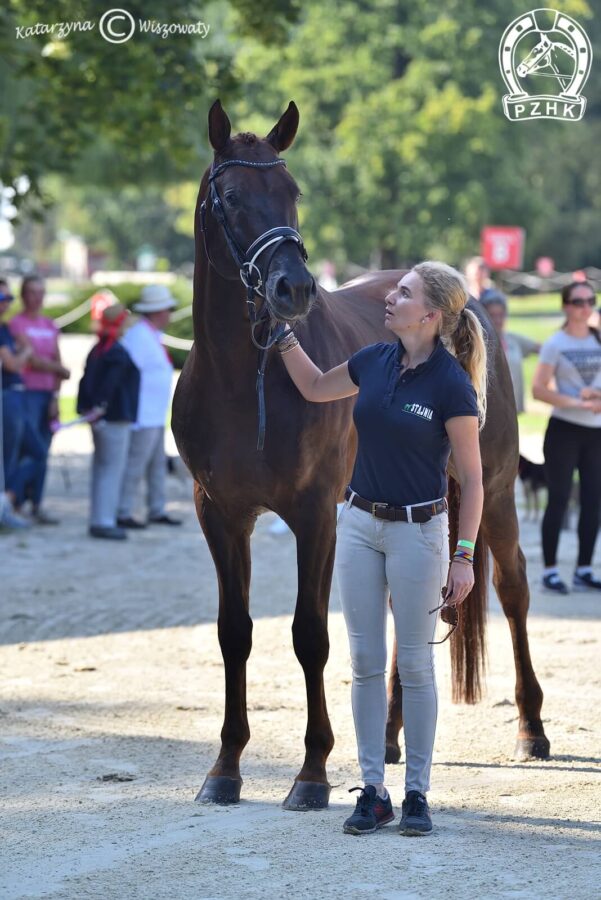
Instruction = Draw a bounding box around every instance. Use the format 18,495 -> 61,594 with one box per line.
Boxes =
480,227 -> 525,270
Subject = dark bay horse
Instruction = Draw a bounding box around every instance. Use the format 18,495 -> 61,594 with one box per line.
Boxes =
172,99 -> 550,810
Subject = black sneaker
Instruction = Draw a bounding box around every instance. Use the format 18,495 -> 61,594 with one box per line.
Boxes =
117,517 -> 147,530
573,571 -> 601,591
399,790 -> 432,836
542,573 -> 569,595
343,785 -> 395,835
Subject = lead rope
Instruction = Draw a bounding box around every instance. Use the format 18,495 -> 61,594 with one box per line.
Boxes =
255,316 -> 288,451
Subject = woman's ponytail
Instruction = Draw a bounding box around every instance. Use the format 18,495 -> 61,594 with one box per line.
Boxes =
413,260 -> 488,428
451,307 -> 488,428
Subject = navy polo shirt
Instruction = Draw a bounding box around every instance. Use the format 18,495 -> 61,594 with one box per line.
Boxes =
347,337 -> 479,507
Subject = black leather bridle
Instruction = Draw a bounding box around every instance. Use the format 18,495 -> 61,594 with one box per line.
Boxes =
199,157 -> 310,451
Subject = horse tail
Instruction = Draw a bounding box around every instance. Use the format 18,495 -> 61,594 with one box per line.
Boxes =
447,476 -> 488,704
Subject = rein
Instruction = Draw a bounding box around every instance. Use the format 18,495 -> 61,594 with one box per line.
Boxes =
199,157 -> 309,451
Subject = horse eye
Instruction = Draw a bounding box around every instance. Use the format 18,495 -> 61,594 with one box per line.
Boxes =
224,192 -> 239,206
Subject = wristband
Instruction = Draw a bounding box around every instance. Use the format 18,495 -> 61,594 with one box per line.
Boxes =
457,539 -> 475,550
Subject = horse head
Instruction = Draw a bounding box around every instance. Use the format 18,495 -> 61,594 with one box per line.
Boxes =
516,34 -> 553,77
202,99 -> 317,323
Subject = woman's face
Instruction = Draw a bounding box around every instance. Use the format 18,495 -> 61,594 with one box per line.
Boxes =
22,279 -> 45,314
384,271 -> 436,334
484,302 -> 506,335
563,285 -> 596,324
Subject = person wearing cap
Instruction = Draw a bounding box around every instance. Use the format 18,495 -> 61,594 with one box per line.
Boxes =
77,303 -> 140,540
9,275 -> 70,524
0,280 -> 46,526
479,290 -> 540,415
117,285 -> 181,528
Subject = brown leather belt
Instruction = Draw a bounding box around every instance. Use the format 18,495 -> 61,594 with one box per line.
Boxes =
344,485 -> 447,523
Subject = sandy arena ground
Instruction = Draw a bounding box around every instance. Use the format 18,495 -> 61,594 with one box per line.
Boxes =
1,418 -> 600,900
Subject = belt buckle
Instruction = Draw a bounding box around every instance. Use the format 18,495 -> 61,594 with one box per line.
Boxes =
371,501 -> 389,518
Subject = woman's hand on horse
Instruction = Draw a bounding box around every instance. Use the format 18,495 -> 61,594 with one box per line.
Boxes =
444,560 -> 475,607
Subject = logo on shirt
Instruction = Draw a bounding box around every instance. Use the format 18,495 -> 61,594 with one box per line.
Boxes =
561,349 -> 601,386
403,402 -> 434,421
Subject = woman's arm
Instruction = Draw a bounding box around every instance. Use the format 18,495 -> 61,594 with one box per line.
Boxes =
443,415 -> 484,607
279,340 -> 358,402
532,361 -> 600,411
28,354 -> 70,379
0,342 -> 33,373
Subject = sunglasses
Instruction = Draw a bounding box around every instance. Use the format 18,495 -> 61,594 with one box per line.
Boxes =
564,297 -> 596,308
428,586 -> 459,645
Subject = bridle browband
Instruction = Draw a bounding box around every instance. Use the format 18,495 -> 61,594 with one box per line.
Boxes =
199,156 -> 310,451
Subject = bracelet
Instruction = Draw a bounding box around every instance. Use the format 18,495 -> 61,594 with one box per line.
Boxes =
452,557 -> 473,567
278,334 -> 299,354
453,549 -> 474,565
457,539 -> 475,550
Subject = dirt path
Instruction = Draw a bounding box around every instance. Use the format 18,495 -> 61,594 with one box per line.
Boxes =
1,432 -> 600,899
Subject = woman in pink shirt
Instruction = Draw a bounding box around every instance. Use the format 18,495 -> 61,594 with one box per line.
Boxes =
9,276 -> 70,523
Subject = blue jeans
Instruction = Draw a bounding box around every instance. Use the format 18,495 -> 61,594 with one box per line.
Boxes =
23,390 -> 53,506
1,389 -> 46,506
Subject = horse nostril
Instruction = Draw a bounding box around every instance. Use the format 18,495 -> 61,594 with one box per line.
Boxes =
275,275 -> 292,303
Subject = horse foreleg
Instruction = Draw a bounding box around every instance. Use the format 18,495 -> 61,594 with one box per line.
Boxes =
482,489 -> 550,760
194,487 -> 254,803
283,505 -> 336,811
385,600 -> 404,763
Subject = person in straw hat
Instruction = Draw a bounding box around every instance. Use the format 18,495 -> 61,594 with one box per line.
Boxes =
77,303 -> 140,540
117,285 -> 182,528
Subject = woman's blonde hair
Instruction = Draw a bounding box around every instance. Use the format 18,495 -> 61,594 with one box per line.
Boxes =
412,260 -> 488,427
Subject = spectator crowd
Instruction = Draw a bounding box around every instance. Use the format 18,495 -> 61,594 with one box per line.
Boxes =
1,279 -> 181,540
2,264 -> 601,591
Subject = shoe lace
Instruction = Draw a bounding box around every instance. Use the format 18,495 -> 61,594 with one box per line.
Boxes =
349,786 -> 374,815
404,791 -> 426,817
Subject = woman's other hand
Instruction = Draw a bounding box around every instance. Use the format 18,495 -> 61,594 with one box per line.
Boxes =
444,560 -> 475,607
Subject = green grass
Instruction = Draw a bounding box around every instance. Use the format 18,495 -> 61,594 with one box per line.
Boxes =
507,293 -> 563,316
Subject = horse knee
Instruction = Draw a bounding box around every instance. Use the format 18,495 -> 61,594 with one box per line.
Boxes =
292,613 -> 329,668
218,613 -> 252,661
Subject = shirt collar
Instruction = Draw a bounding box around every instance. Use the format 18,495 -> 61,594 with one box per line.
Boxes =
395,335 -> 444,373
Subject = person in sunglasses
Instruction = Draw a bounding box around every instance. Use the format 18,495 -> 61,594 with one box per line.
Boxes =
277,261 -> 486,837
532,281 -> 601,594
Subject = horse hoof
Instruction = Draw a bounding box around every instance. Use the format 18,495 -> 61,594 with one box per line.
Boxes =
385,744 -> 402,765
514,735 -> 551,761
195,775 -> 243,804
283,780 -> 331,811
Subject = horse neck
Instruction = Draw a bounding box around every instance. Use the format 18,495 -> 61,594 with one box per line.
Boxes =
192,264 -> 260,373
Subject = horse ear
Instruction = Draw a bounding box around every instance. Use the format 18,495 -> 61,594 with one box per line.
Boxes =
208,99 -> 231,152
265,101 -> 299,153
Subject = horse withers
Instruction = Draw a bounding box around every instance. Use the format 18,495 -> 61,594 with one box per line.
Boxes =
172,100 -> 550,810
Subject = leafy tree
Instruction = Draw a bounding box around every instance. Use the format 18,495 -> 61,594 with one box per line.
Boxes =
0,0 -> 300,213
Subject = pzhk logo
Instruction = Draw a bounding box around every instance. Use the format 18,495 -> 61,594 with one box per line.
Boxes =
499,8 -> 592,122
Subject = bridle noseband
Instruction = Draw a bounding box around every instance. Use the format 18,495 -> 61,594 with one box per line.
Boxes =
199,156 -> 310,451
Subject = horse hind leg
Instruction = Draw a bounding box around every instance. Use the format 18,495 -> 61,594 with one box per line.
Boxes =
482,488 -> 550,760
385,635 -> 403,764
194,486 -> 254,803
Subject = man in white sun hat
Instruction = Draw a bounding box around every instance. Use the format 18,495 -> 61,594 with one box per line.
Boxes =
117,285 -> 182,528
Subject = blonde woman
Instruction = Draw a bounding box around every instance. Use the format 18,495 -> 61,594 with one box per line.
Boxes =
277,261 -> 486,836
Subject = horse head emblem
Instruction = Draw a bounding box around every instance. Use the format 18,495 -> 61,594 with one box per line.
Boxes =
499,8 -> 592,121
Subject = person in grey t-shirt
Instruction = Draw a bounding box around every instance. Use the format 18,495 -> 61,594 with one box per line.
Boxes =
532,281 -> 601,595
480,291 -> 540,414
